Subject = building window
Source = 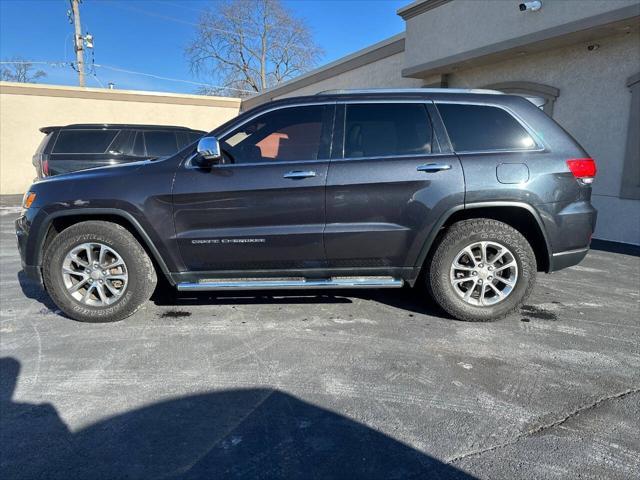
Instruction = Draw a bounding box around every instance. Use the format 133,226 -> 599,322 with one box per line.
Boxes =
621,73 -> 640,200
483,81 -> 560,117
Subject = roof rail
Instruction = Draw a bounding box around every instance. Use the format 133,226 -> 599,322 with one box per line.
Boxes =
316,88 -> 504,95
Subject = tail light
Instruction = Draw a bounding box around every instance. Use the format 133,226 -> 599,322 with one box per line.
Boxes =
566,158 -> 596,185
42,159 -> 49,176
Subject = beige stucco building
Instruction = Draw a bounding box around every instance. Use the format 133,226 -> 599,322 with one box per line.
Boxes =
0,82 -> 241,196
244,0 -> 640,246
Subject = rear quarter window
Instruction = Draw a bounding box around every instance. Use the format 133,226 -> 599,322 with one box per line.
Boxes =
53,130 -> 118,154
144,131 -> 178,157
437,104 -> 536,152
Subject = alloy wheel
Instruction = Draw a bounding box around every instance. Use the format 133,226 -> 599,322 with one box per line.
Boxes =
449,241 -> 518,306
61,242 -> 128,306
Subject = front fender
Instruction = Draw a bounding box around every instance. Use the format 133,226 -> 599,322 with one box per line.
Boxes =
28,208 -> 177,284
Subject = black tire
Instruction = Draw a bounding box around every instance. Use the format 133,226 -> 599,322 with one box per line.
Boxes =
43,221 -> 157,322
427,219 -> 536,322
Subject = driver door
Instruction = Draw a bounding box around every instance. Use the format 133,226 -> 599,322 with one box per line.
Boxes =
172,104 -> 334,272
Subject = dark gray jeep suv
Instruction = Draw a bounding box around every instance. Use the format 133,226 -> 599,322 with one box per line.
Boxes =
16,89 -> 597,322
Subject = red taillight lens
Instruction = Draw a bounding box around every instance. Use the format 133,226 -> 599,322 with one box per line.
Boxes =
42,159 -> 49,176
566,158 -> 597,183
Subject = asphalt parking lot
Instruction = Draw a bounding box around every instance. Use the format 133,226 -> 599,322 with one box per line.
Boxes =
1,202 -> 639,480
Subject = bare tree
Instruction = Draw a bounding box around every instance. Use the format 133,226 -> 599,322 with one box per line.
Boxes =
1,57 -> 47,83
186,0 -> 323,97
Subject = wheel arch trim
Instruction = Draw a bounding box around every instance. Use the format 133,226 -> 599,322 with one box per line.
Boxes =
34,208 -> 175,285
415,201 -> 552,275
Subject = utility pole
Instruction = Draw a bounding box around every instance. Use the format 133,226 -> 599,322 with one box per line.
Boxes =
70,0 -> 85,87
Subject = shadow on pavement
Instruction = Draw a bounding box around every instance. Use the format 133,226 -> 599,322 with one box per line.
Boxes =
0,357 -> 473,479
18,268 -> 453,320
17,270 -> 59,312
153,284 -> 452,319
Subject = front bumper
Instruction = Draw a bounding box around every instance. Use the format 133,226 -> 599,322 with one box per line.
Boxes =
16,214 -> 43,286
22,264 -> 43,285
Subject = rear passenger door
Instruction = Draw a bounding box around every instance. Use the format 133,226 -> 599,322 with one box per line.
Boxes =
324,101 -> 464,269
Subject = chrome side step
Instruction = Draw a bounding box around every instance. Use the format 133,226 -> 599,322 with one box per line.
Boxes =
176,276 -> 404,291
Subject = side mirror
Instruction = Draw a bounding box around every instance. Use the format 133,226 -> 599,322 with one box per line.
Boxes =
193,136 -> 222,167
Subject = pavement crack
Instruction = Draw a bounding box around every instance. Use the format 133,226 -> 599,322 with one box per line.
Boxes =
447,387 -> 640,464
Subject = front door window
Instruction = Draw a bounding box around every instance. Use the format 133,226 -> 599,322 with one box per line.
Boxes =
219,105 -> 331,164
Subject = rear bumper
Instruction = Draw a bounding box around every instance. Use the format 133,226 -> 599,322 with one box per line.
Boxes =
549,247 -> 589,272
541,200 -> 597,272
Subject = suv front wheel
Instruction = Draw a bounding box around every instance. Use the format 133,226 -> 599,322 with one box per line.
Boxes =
43,221 -> 157,322
428,219 -> 536,322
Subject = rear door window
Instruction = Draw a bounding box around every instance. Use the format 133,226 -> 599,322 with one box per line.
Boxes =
52,130 -> 118,154
144,131 -> 178,157
437,104 -> 536,152
343,103 -> 433,158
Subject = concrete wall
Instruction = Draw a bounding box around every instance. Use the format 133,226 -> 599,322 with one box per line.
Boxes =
0,82 -> 241,194
401,0 -> 639,75
446,31 -> 640,245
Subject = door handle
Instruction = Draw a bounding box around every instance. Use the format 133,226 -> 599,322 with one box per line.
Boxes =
417,163 -> 452,173
283,170 -> 317,179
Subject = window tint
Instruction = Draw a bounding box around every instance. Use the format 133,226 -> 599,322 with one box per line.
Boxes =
35,132 -> 53,155
437,104 -> 536,152
177,131 -> 203,149
131,132 -> 145,156
144,131 -> 178,157
106,130 -> 135,155
53,130 -> 118,154
220,105 -> 328,164
187,132 -> 203,144
344,103 -> 432,158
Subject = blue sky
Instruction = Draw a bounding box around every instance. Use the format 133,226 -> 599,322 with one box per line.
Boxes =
0,0 -> 407,94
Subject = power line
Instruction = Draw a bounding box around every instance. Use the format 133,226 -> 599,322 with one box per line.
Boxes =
106,0 -> 307,47
93,64 -> 255,93
0,60 -> 255,94
151,0 -> 208,15
108,2 -> 199,27
0,61 -> 69,67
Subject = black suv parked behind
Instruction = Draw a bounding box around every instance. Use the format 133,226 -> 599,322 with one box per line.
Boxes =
33,124 -> 205,177
16,89 -> 597,322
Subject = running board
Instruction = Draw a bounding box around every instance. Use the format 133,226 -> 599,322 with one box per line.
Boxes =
176,277 -> 404,291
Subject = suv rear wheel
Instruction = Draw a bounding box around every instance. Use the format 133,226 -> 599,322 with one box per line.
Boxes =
427,219 -> 536,322
43,221 -> 157,322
